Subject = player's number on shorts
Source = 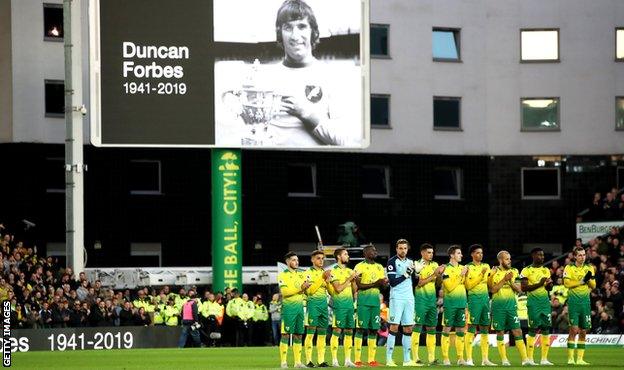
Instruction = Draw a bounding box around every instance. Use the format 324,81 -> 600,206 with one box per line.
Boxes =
585,315 -> 591,323
514,316 -> 519,324
375,315 -> 380,324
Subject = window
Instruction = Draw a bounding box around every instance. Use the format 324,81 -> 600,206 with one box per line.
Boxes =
521,98 -> 560,131
362,166 -> 390,198
521,168 -> 560,199
434,168 -> 463,200
130,243 -> 162,267
371,24 -> 389,57
287,164 -> 316,197
432,28 -> 460,61
520,29 -> 559,62
433,97 -> 461,130
43,4 -> 63,41
44,80 -> 64,117
616,97 -> 624,130
371,94 -> 390,127
617,28 -> 624,61
45,157 -> 65,193
129,160 -> 162,195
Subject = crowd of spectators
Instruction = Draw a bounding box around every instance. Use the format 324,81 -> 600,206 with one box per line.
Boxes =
584,187 -> 624,221
547,227 -> 624,334
0,223 -> 272,347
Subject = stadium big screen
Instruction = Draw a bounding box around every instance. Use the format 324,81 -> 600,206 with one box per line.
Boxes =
89,0 -> 370,148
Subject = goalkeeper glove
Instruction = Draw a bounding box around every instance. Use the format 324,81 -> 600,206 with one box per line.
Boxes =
403,266 -> 414,278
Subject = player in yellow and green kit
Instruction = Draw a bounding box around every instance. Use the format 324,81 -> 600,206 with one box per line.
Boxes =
441,245 -> 468,366
464,244 -> 496,366
278,252 -> 311,369
488,250 -> 532,366
413,243 -> 444,365
520,247 -> 554,365
563,246 -> 596,365
329,248 -> 359,368
303,250 -> 332,367
353,244 -> 387,367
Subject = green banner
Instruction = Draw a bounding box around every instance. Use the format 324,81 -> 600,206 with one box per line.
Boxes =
211,149 -> 242,292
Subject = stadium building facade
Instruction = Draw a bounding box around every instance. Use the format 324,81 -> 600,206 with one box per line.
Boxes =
0,0 -> 623,267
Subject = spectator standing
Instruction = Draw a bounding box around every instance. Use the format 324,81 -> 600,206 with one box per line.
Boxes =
178,290 -> 201,348
134,306 -> 151,326
252,296 -> 269,345
90,300 -> 108,327
237,293 -> 255,346
164,298 -> 180,327
269,293 -> 282,345
69,301 -> 86,327
119,301 -> 135,326
39,301 -> 52,328
225,289 -> 243,346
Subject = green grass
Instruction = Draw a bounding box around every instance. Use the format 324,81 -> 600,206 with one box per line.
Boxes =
9,346 -> 624,369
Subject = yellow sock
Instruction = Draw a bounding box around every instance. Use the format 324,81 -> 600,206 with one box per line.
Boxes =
344,334 -> 353,362
354,334 -> 363,363
426,333 -> 437,363
367,337 -> 377,363
480,333 -> 489,361
514,336 -> 528,362
465,331 -> 475,361
441,333 -> 450,361
526,334 -> 535,361
577,340 -> 585,361
567,339 -> 576,361
330,334 -> 339,361
317,334 -> 327,364
541,334 -> 550,361
293,340 -> 303,365
304,333 -> 314,364
455,333 -> 465,361
412,331 -> 421,361
497,337 -> 507,362
280,340 -> 289,364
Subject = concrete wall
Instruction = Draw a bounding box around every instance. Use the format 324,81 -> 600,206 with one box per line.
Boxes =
0,0 -> 12,141
10,0 -> 65,143
368,0 -> 624,155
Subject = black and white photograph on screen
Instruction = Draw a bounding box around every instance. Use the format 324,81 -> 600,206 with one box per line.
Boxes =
214,0 -> 365,147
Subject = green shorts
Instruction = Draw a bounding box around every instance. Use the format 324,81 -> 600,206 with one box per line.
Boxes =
568,302 -> 591,330
527,303 -> 552,329
306,301 -> 329,328
333,307 -> 355,329
415,302 -> 438,327
442,307 -> 466,328
357,304 -> 381,330
282,308 -> 305,335
491,308 -> 520,331
467,297 -> 490,327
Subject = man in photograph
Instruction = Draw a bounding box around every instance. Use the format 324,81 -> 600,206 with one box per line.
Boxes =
268,0 -> 352,146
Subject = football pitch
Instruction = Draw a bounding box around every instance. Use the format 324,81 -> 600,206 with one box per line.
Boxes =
9,346 -> 624,369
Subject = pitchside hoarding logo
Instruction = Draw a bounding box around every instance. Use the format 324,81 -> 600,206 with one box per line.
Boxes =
2,301 -> 11,366
548,334 -> 624,347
